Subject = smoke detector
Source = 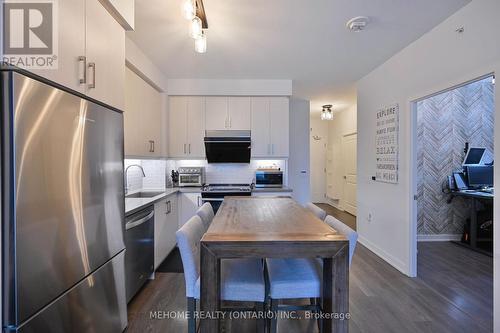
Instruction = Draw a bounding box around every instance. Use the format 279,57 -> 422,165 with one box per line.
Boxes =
346,16 -> 370,32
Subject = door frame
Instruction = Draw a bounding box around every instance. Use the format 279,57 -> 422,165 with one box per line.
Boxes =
341,132 -> 357,215
409,72 -> 495,277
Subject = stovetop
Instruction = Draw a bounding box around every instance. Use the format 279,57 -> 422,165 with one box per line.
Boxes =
202,183 -> 252,193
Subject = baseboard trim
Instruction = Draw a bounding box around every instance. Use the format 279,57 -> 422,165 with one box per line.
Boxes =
358,235 -> 410,276
417,234 -> 461,242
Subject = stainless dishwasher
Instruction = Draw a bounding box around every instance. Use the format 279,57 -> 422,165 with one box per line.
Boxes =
125,205 -> 155,303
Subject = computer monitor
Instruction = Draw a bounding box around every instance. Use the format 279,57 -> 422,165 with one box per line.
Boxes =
467,165 -> 493,188
463,147 -> 486,166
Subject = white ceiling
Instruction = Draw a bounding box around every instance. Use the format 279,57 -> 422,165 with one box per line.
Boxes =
128,0 -> 470,114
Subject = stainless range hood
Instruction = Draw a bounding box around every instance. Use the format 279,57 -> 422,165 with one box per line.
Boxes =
204,130 -> 251,163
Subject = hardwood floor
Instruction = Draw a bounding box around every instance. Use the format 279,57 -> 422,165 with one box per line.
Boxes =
314,203 -> 356,230
127,209 -> 492,332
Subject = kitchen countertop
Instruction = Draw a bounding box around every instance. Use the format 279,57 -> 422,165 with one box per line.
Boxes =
125,188 -> 179,216
125,186 -> 293,216
252,186 -> 293,192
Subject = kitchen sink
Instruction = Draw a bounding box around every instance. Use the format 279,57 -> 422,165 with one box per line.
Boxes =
126,191 -> 164,198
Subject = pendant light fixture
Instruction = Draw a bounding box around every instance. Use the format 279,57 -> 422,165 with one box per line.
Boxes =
190,16 -> 203,39
195,31 -> 207,53
182,0 -> 195,20
181,0 -> 209,53
321,105 -> 334,121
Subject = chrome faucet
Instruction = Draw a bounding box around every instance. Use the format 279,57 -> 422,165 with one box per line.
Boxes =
125,164 -> 146,194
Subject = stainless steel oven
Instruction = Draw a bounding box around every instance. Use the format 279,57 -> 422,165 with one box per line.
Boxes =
201,184 -> 252,214
255,170 -> 283,188
178,167 -> 205,187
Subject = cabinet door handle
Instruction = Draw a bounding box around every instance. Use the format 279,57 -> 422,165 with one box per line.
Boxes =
197,196 -> 202,207
188,144 -> 191,154
149,140 -> 154,152
88,62 -> 96,89
78,56 -> 86,84
184,144 -> 187,154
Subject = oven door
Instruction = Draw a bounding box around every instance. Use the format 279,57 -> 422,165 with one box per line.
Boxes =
201,197 -> 225,214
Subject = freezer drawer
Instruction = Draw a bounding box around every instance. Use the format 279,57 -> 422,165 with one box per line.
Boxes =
11,251 -> 127,333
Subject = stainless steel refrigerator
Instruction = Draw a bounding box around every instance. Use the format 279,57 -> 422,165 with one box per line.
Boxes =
1,68 -> 128,332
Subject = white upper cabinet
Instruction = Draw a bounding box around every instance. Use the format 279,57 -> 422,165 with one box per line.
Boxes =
85,0 -> 125,109
228,97 -> 251,130
205,97 -> 228,131
251,97 -> 289,157
33,0 -> 125,109
168,97 -> 189,158
269,97 -> 290,157
168,96 -> 288,159
168,96 -> 206,158
206,97 -> 251,130
31,0 -> 125,110
124,67 -> 163,157
187,97 -> 206,157
31,0 -> 85,93
251,98 -> 271,156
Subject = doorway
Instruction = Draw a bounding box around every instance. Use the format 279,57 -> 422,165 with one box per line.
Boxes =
342,133 -> 357,215
411,74 -> 495,274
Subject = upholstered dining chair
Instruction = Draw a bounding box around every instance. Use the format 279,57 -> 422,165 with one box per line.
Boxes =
305,202 -> 327,221
176,215 -> 266,333
265,214 -> 358,333
196,202 -> 215,230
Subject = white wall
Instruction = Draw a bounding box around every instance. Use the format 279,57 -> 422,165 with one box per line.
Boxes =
326,105 -> 357,209
100,0 -> 135,30
310,116 -> 328,202
289,98 -> 311,205
356,2 -> 500,327
125,37 -> 169,92
167,79 -> 292,96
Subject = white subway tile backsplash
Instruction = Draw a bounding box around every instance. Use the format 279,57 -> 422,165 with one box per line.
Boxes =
124,159 -> 143,192
142,159 -> 167,189
173,159 -> 287,185
125,158 -> 288,190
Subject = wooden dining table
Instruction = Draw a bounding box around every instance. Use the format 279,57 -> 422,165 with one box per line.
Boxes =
200,197 -> 349,333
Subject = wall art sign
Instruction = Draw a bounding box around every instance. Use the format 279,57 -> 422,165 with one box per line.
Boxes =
375,104 -> 399,184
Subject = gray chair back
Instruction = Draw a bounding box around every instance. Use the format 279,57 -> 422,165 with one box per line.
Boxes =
324,215 -> 358,266
176,215 -> 205,298
196,202 -> 215,229
305,202 -> 327,221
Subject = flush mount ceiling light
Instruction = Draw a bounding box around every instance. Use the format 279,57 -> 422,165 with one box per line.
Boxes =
182,0 -> 209,53
321,105 -> 334,121
346,16 -> 370,32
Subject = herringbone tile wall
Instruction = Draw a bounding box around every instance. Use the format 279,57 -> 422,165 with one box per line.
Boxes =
417,77 -> 494,235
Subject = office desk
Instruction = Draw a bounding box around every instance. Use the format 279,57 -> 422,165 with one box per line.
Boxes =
450,190 -> 493,255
